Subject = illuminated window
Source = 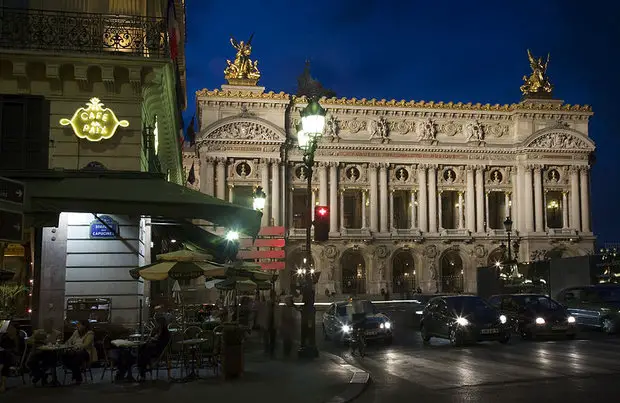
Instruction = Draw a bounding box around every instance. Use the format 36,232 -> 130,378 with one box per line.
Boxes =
153,116 -> 159,155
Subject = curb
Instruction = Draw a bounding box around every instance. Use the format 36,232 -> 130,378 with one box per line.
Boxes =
323,352 -> 371,403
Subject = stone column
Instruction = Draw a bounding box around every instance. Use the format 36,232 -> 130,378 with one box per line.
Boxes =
580,167 -> 591,232
524,165 -> 534,232
543,190 -> 548,230
485,191 -> 490,230
339,189 -> 345,230
458,191 -> 464,229
504,192 -> 511,220
562,191 -> 569,229
329,163 -> 338,233
261,159 -> 270,227
428,165 -> 437,233
410,190 -> 417,229
389,189 -> 395,230
369,164 -> 379,232
361,190 -> 367,228
318,163 -> 328,206
475,167 -> 485,233
228,185 -> 234,203
511,168 -> 519,231
466,167 -> 476,232
570,167 -> 581,230
417,165 -> 428,232
200,155 -> 215,196
288,186 -> 294,228
216,158 -> 226,200
379,164 -> 389,233
437,191 -> 443,229
533,166 -> 544,232
271,161 -> 280,226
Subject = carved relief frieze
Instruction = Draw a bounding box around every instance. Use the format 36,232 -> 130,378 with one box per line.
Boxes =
340,119 -> 367,133
484,123 -> 509,138
544,166 -> 568,187
485,167 -> 512,187
340,164 -> 367,184
416,118 -> 437,143
290,162 -> 318,184
228,159 -> 259,183
388,120 -> 414,134
202,121 -> 285,143
370,117 -> 390,143
437,121 -> 460,137
526,132 -> 590,150
323,114 -> 340,142
438,166 -> 464,186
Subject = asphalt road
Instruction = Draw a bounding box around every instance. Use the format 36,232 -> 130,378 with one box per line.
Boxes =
316,303 -> 620,403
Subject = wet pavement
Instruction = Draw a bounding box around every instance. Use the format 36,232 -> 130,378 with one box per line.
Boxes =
316,303 -> 620,402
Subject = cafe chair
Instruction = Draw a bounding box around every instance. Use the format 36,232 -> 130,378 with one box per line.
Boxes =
99,335 -> 117,381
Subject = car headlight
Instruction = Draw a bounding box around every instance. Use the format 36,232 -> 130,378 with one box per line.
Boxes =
342,324 -> 351,333
499,315 -> 507,324
535,317 -> 546,325
384,321 -> 391,329
567,316 -> 576,324
456,317 -> 469,326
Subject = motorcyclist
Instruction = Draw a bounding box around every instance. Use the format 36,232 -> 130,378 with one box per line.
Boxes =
346,299 -> 367,355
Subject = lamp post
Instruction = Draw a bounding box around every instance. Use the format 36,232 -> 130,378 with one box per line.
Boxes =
253,186 -> 267,211
504,216 -> 513,266
296,97 -> 326,358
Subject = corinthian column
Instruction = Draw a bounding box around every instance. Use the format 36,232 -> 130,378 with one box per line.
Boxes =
511,168 -> 519,231
216,158 -> 226,200
428,165 -> 437,233
570,167 -> 581,230
524,165 -> 534,232
361,190 -> 367,228
562,191 -> 569,229
329,163 -> 338,233
379,164 -> 389,233
369,164 -> 379,232
417,165 -> 428,232
389,189 -> 395,230
200,154 -> 215,196
533,166 -> 544,232
410,190 -> 417,229
437,191 -> 443,229
580,167 -> 591,232
271,161 -> 280,225
485,191 -> 490,230
339,189 -> 345,230
318,163 -> 328,206
466,167 -> 475,232
504,192 -> 511,220
475,167 -> 485,233
458,191 -> 464,229
260,159 -> 270,227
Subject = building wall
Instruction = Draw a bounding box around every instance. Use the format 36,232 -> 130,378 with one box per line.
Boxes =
189,85 -> 596,298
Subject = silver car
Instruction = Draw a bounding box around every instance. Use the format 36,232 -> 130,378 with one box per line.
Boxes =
322,300 -> 393,344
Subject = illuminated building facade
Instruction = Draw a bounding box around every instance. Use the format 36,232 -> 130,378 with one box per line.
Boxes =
186,44 -> 596,297
0,0 -> 187,325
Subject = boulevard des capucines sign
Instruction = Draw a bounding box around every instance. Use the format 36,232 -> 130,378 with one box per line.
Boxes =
60,97 -> 129,142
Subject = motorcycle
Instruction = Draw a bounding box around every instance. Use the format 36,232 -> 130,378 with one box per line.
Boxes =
349,321 -> 367,357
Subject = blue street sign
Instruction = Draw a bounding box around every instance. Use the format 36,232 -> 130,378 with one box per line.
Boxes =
89,215 -> 119,239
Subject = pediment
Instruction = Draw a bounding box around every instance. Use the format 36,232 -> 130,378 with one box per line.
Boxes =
523,127 -> 594,151
199,117 -> 286,144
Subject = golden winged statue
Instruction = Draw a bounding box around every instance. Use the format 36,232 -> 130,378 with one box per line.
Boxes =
224,33 -> 261,86
520,49 -> 553,97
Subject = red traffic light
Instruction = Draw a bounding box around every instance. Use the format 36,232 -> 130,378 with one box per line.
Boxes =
315,206 -> 329,217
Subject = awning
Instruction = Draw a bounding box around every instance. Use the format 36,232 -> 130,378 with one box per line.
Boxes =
2,170 -> 262,237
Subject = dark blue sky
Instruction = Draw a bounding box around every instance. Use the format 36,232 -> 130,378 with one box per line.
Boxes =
183,0 -> 619,245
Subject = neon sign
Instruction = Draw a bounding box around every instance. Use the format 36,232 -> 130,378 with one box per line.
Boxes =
60,97 -> 129,142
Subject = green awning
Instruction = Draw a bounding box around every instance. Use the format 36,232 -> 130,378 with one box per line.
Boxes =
4,170 -> 262,237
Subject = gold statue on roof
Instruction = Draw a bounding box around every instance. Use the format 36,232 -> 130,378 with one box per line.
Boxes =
520,49 -> 553,98
224,34 -> 261,86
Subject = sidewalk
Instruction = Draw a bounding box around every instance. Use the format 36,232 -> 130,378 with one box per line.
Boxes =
4,350 -> 360,403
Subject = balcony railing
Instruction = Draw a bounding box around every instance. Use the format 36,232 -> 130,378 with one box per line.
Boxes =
0,7 -> 169,58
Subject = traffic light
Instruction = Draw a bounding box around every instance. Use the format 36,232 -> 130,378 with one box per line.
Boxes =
314,205 -> 329,242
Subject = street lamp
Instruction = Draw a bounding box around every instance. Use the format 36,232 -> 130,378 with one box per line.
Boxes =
297,97 -> 326,359
501,216 -> 521,281
253,186 -> 267,211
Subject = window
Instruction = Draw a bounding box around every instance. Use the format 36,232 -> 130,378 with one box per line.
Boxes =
440,191 -> 459,229
343,189 -> 363,229
546,191 -> 563,229
392,190 -> 411,229
233,186 -> 254,209
336,304 -> 347,317
292,189 -> 309,229
488,191 -> 507,230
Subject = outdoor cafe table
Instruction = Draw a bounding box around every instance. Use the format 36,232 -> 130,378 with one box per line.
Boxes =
176,338 -> 209,381
111,339 -> 146,348
37,344 -> 71,386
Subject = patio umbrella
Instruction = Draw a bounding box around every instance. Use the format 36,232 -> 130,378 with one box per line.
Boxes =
156,250 -> 213,262
215,277 -> 271,292
129,260 -> 227,281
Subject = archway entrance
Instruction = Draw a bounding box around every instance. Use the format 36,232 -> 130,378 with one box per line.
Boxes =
392,251 -> 416,294
440,249 -> 464,293
341,249 -> 366,295
287,249 -> 314,296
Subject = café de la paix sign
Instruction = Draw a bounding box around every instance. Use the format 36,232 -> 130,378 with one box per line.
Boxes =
60,97 -> 129,142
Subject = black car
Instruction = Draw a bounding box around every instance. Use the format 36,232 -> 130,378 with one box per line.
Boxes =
420,295 -> 511,346
488,294 -> 577,340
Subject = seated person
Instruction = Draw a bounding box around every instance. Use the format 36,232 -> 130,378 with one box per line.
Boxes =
61,320 -> 97,384
27,318 -> 62,384
0,321 -> 20,392
136,317 -> 170,380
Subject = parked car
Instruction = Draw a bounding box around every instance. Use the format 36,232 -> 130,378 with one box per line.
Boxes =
322,299 -> 393,344
420,295 -> 511,346
488,294 -> 577,339
555,284 -> 620,334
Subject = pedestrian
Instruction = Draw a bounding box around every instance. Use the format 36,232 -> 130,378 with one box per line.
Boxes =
279,295 -> 298,358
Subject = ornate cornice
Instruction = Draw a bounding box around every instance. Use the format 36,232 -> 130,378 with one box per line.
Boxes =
196,88 -> 290,100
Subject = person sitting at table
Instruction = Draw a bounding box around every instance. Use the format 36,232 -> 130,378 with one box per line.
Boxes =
27,318 -> 62,384
0,321 -> 21,393
62,320 -> 97,384
136,317 -> 170,380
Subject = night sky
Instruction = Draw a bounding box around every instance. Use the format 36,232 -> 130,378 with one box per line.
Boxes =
182,0 -> 619,245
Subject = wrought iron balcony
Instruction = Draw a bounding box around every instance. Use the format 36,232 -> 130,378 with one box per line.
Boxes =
0,7 -> 169,58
